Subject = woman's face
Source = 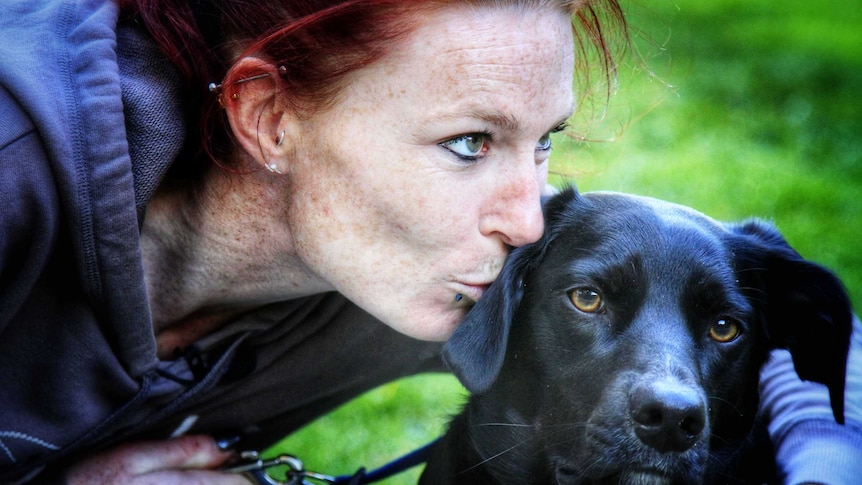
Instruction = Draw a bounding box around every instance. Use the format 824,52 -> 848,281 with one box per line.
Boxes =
285,5 -> 575,341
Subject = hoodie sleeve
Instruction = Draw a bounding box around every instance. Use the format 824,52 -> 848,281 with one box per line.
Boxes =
760,314 -> 862,484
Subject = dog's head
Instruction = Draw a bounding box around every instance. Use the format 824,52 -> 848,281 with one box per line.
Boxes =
443,188 -> 852,483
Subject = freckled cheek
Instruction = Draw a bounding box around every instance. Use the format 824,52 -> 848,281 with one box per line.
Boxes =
381,196 -> 444,243
381,195 -> 476,256
368,182 -> 475,254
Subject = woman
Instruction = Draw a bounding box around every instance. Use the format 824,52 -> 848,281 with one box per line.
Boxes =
0,0 -> 857,483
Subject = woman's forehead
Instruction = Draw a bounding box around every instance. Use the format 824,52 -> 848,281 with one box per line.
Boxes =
396,3 -> 574,61
388,6 -> 576,125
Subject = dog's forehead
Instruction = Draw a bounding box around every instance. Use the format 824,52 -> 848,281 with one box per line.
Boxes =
561,191 -> 724,236
547,191 -> 733,269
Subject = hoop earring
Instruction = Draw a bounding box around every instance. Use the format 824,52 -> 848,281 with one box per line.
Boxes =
275,131 -> 285,147
265,162 -> 283,174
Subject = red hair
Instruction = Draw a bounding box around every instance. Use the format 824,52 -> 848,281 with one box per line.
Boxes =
120,0 -> 628,174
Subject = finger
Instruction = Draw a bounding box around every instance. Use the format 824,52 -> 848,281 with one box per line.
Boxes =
144,469 -> 254,485
124,435 -> 235,475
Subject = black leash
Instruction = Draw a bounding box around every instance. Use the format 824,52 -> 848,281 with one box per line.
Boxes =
331,437 -> 439,484
227,437 -> 440,485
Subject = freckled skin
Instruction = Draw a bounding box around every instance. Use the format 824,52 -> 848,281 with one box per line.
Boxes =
144,5 -> 575,347
284,5 -> 576,341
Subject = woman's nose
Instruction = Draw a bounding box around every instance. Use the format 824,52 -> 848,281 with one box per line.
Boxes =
480,159 -> 545,247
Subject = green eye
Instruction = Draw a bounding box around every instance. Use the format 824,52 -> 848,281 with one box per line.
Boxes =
440,134 -> 488,160
570,288 -> 603,313
536,133 -> 552,151
709,319 -> 741,343
537,122 -> 567,151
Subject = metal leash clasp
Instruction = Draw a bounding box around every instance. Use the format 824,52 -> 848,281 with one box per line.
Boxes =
225,450 -> 339,485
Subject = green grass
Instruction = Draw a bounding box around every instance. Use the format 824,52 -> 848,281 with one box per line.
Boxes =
265,1 -> 861,482
560,0 -> 862,305
265,374 -> 466,484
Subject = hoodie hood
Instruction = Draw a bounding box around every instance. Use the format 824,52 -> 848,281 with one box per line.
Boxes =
0,0 -> 185,376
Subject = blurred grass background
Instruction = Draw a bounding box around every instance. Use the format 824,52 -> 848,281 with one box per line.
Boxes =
266,0 -> 860,482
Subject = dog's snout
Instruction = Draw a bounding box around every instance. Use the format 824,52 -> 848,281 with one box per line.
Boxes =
630,380 -> 706,453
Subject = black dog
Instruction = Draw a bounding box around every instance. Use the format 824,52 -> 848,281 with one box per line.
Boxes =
421,188 -> 852,484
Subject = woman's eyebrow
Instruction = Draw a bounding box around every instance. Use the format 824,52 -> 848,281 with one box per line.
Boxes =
427,108 -> 522,133
427,105 -> 573,134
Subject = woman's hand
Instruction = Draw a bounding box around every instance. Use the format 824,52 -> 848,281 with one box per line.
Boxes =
65,434 -> 251,484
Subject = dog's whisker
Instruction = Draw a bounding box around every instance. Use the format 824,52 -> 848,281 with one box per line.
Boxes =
459,441 -> 528,474
539,422 -> 590,430
707,395 -> 746,417
737,285 -> 767,296
579,451 -> 613,480
475,422 -> 534,428
704,433 -> 737,450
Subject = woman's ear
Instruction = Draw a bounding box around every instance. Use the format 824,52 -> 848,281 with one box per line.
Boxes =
223,57 -> 297,174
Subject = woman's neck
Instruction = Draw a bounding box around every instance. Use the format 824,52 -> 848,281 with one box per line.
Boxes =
140,169 -> 331,357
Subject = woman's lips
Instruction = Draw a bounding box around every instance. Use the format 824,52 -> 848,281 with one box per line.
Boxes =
456,282 -> 491,305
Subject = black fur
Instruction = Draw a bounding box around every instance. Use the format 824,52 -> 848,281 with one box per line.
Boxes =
421,188 -> 852,484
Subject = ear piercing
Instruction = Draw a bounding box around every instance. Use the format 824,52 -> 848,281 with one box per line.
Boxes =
207,72 -> 273,94
266,131 -> 287,174
207,65 -> 286,108
455,294 -> 463,302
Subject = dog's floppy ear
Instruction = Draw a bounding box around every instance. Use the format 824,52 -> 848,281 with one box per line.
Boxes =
442,244 -> 535,393
443,187 -> 578,393
731,219 -> 853,423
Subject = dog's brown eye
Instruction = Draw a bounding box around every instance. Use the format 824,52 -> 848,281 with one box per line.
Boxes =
570,288 -> 603,313
709,319 -> 741,343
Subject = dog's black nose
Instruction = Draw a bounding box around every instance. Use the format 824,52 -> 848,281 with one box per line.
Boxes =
630,381 -> 706,453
